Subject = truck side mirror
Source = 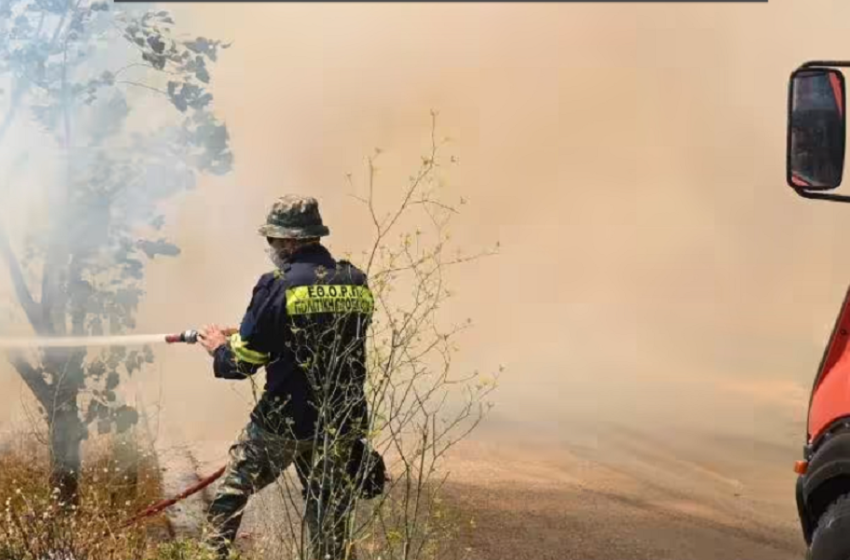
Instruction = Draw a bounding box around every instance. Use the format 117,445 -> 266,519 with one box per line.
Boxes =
788,68 -> 847,190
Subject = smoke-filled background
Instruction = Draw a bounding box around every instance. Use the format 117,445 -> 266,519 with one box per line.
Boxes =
2,1 -> 850,557
106,0 -> 836,444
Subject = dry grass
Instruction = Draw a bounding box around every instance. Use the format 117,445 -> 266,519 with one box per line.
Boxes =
352,483 -> 474,560
234,476 -> 474,560
0,433 -> 473,560
0,433 -> 173,560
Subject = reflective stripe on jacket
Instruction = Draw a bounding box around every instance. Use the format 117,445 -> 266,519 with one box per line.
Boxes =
213,243 -> 373,438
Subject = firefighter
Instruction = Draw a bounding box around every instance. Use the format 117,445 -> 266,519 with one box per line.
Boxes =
197,195 -> 377,560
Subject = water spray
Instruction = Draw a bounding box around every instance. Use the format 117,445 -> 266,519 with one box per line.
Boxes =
0,329 -> 201,349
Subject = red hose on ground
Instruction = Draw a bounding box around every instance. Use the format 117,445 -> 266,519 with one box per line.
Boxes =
118,465 -> 226,530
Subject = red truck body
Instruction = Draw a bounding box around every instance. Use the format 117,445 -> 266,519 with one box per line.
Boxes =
809,286 -> 850,444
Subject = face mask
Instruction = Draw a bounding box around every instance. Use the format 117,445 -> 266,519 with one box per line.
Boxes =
266,245 -> 290,269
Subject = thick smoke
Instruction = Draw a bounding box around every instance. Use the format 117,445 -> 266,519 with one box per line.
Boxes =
3,0 -> 850,466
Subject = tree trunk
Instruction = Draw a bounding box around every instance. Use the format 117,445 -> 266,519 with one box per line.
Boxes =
46,2 -> 84,508
43,348 -> 87,507
49,399 -> 85,506
4,349 -> 86,506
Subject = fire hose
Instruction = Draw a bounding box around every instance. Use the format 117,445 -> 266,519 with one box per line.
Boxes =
118,465 -> 226,530
118,329 -> 227,530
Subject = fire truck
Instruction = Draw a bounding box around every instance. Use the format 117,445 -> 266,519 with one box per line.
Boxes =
787,61 -> 850,560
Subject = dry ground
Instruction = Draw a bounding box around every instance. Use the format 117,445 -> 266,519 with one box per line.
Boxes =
440,420 -> 806,560
155,378 -> 810,560
161,418 -> 805,560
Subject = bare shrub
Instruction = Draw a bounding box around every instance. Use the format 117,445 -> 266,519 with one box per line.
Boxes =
229,113 -> 499,560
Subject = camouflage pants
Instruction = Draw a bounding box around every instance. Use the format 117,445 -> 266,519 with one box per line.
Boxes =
205,421 -> 358,560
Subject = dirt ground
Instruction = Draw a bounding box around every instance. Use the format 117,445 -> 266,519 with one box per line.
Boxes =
438,422 -> 806,560
156,413 -> 800,560
161,371 -> 810,560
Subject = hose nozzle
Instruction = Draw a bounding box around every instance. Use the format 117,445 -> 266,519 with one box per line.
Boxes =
165,330 -> 199,345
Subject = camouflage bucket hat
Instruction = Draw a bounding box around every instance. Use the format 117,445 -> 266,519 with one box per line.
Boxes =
258,195 -> 330,239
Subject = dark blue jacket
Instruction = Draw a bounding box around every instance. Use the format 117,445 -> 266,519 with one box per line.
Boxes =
213,243 -> 373,439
